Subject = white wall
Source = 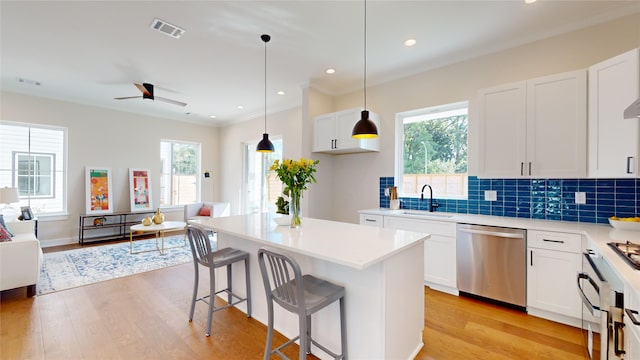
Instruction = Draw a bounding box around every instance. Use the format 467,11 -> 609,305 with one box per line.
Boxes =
0,92 -> 219,245
315,13 -> 640,224
218,106 -> 303,215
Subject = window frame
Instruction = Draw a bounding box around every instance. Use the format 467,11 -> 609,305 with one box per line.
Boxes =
0,121 -> 68,218
13,151 -> 56,199
159,139 -> 202,207
394,101 -> 469,200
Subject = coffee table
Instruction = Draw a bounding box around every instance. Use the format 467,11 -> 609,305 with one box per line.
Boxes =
129,221 -> 187,255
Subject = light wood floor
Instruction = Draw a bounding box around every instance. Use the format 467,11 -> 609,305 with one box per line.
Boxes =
1,255 -> 587,359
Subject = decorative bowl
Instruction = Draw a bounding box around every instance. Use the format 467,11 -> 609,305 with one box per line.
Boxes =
274,215 -> 291,226
609,217 -> 640,231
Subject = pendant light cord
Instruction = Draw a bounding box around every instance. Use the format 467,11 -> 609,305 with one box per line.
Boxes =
264,37 -> 268,133
363,0 -> 367,110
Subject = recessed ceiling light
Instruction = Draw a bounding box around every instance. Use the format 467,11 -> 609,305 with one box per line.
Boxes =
277,91 -> 285,95
325,68 -> 336,74
237,105 -> 244,110
209,115 -> 217,119
404,39 -> 417,47
525,0 -> 536,4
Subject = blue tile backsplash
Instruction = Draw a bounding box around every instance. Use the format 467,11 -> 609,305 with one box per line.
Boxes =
379,176 -> 639,225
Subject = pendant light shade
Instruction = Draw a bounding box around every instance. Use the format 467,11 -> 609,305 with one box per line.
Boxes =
256,34 -> 275,153
352,0 -> 378,139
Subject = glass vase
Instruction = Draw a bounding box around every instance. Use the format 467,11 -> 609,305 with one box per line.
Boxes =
289,189 -> 301,228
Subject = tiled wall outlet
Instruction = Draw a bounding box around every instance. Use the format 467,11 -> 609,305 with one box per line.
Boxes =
575,192 -> 586,204
484,190 -> 497,201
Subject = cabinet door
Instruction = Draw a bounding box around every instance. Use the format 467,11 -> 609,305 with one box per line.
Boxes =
335,109 -> 360,150
477,81 -> 527,177
626,316 -> 640,360
424,234 -> 456,289
312,114 -> 336,152
527,248 -> 581,319
588,48 -> 640,177
527,70 -> 587,178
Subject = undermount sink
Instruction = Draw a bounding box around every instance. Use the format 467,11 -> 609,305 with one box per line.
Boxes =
400,211 -> 453,218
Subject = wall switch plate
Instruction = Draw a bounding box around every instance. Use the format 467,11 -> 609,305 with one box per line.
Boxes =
484,190 -> 497,201
384,187 -> 390,197
575,192 -> 586,204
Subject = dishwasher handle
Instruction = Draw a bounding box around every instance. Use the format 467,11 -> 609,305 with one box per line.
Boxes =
457,227 -> 524,239
577,272 -> 602,316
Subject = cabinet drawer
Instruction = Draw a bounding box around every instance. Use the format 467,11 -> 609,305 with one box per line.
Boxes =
528,230 -> 582,253
384,216 -> 455,236
360,214 -> 383,227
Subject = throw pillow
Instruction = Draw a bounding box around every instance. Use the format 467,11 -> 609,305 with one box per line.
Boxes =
198,206 -> 212,217
0,215 -> 14,237
0,224 -> 12,242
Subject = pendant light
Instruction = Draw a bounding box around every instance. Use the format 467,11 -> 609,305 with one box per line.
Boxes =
352,0 -> 378,139
256,34 -> 275,152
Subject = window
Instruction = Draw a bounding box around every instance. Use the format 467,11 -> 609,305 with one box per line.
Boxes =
160,140 -> 200,206
243,139 -> 283,214
0,121 -> 67,215
395,101 -> 468,199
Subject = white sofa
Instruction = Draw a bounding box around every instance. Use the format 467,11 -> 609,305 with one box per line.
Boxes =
184,201 -> 230,222
0,220 -> 42,297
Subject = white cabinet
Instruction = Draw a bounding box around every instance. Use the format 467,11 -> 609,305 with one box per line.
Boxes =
527,230 -> 582,327
625,287 -> 640,359
359,214 -> 383,227
477,69 -> 587,178
588,48 -> 640,177
313,108 -> 380,154
383,216 -> 457,295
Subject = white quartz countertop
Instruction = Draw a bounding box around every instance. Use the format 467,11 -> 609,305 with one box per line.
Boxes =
361,208 -> 640,299
189,213 -> 429,270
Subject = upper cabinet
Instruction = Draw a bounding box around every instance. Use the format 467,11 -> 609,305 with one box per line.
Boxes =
312,108 -> 380,154
588,48 -> 640,178
476,69 -> 587,178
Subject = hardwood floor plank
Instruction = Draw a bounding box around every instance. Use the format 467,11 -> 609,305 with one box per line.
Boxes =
2,259 -> 587,359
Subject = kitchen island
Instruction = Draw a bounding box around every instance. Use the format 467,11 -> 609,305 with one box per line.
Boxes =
189,213 -> 430,360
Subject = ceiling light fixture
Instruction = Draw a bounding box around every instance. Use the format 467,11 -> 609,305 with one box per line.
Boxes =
404,39 -> 417,47
277,91 -> 285,95
256,34 -> 275,153
326,68 -> 336,74
352,0 -> 378,139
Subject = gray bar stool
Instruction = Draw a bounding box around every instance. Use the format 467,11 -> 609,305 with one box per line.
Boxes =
187,225 -> 251,336
258,247 -> 347,360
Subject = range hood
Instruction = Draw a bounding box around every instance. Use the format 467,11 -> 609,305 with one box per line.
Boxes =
624,98 -> 640,118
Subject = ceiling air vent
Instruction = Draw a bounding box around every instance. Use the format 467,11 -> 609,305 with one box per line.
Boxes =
150,18 -> 185,39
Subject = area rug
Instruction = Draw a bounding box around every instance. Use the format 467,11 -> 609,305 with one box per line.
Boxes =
38,236 -> 193,295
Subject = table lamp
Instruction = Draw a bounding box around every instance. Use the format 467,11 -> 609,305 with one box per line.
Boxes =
0,186 -> 20,219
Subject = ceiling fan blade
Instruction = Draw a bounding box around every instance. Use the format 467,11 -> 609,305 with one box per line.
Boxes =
155,96 -> 187,107
134,83 -> 153,97
114,96 -> 142,100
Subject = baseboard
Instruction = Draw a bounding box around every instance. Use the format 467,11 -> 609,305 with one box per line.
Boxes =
425,282 -> 459,296
527,307 -> 581,328
40,237 -> 77,248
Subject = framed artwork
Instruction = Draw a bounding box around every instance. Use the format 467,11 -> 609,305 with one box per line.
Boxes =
20,206 -> 33,220
129,168 -> 152,212
85,167 -> 113,214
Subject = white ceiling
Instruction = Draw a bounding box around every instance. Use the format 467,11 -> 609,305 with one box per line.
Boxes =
1,1 -> 638,127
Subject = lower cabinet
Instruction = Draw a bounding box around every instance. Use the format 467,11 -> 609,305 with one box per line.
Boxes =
527,230 -> 582,327
625,287 -> 640,357
383,216 -> 458,295
359,214 -> 383,227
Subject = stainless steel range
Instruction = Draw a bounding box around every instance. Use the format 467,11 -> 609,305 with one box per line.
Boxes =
608,241 -> 640,270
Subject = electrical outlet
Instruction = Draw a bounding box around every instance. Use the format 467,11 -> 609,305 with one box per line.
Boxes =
484,190 -> 497,201
384,187 -> 390,197
575,192 -> 586,204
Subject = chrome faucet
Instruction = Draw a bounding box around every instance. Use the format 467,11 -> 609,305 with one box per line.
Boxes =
420,184 -> 439,212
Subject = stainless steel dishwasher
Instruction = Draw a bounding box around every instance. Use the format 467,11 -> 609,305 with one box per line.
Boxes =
456,223 -> 527,310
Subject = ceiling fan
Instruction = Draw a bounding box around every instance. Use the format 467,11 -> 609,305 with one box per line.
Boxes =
114,83 -> 187,107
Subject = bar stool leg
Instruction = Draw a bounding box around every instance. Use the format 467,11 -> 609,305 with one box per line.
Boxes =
244,257 -> 252,317
264,299 -> 275,360
340,296 -> 347,359
188,257 -> 199,322
306,314 -> 312,354
226,264 -> 233,304
299,312 -> 308,360
205,265 -> 216,337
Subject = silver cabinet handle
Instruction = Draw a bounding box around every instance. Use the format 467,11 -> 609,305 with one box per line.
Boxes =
543,239 -> 565,244
577,272 -> 601,316
457,228 -> 524,239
